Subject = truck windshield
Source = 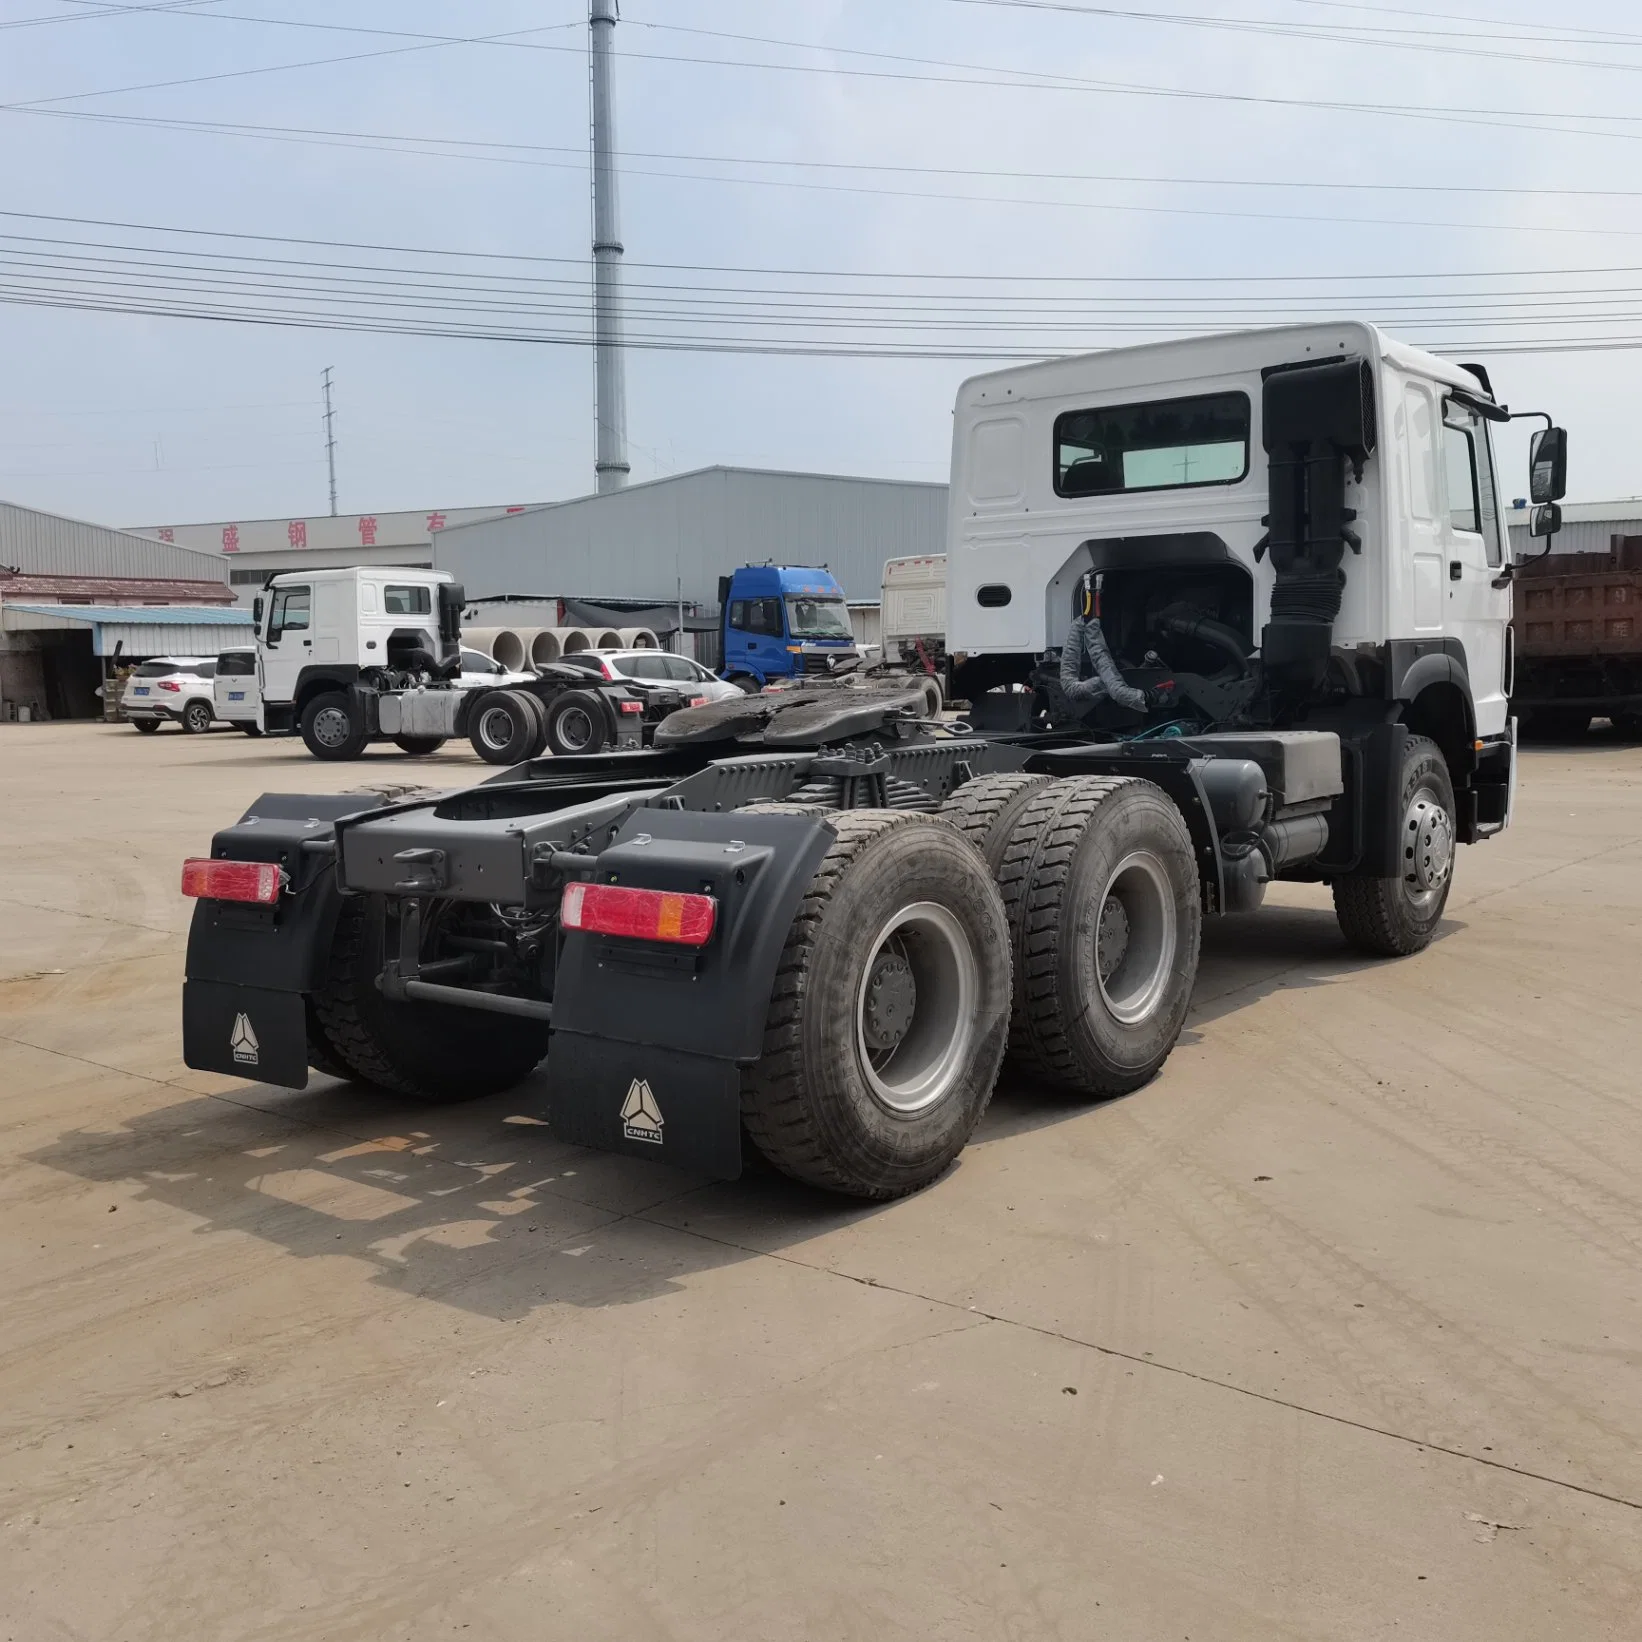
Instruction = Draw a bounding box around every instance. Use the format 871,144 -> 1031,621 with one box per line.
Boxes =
785,597 -> 853,639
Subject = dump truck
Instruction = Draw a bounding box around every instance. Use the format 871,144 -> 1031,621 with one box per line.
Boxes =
1512,535 -> 1642,737
180,323 -> 1564,1201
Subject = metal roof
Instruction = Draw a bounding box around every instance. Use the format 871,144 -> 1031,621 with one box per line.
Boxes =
2,603 -> 252,626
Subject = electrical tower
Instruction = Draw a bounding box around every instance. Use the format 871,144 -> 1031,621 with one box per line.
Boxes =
321,365 -> 338,516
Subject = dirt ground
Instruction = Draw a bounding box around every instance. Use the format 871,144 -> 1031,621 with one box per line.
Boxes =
1,720 -> 1640,1641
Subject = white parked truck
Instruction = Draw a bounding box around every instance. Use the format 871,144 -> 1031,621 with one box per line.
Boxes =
182,324 -> 1564,1203
248,566 -> 702,762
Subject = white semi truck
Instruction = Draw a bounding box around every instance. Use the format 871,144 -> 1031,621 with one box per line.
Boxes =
182,324 -> 1564,1201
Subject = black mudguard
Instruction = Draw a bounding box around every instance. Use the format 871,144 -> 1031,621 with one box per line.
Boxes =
546,807 -> 835,1180
181,792 -> 379,1087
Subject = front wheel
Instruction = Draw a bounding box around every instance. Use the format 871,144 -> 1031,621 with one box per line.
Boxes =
131,718 -> 162,734
1333,734 -> 1455,957
180,699 -> 213,734
740,812 -> 1012,1200
300,691 -> 369,760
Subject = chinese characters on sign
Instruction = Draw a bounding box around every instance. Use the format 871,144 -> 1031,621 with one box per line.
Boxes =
156,527 -> 175,543
221,524 -> 240,553
287,520 -> 308,548
425,512 -> 447,533
357,515 -> 378,545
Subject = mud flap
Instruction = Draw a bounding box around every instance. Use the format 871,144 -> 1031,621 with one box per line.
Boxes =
183,981 -> 309,1089
546,1033 -> 743,1180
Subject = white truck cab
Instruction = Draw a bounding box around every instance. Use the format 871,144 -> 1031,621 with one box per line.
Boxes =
252,566 -> 465,753
944,322 -> 1567,905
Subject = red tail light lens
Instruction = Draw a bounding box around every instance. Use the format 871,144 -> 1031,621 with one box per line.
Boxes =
618,699 -> 643,715
561,882 -> 716,946
180,858 -> 283,904
689,695 -> 709,708
158,680 -> 182,692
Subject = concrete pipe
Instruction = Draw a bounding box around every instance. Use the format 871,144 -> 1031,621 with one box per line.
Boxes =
593,628 -> 624,650
617,627 -> 659,649
462,627 -> 506,661
553,627 -> 594,654
485,628 -> 527,672
528,628 -> 563,668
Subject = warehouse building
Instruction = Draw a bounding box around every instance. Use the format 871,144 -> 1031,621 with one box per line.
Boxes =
1,499 -> 237,721
1509,498 -> 1642,559
434,467 -> 949,615
127,503 -> 543,603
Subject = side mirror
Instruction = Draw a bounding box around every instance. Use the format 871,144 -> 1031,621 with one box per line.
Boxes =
1530,501 -> 1562,539
1529,427 -> 1568,503
437,581 -> 465,644
252,596 -> 264,630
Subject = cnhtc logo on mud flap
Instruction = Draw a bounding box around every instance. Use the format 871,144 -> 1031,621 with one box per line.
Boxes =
620,1078 -> 664,1144
230,1012 -> 260,1067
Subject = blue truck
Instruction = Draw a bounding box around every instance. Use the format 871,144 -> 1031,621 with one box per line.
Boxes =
717,565 -> 861,689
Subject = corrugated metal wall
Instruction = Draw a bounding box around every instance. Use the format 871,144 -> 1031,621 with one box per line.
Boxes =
436,468 -> 949,607
0,500 -> 229,582
1508,512 -> 1642,558
89,623 -> 246,658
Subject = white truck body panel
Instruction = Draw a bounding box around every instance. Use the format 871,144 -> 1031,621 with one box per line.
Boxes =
946,322 -> 1511,735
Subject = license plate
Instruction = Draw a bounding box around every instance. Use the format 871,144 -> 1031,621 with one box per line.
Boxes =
133,687 -> 150,696
228,691 -> 245,701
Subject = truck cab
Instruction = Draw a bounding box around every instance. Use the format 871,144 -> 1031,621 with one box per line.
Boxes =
945,322 -> 1566,848
253,566 -> 461,734
718,565 -> 859,689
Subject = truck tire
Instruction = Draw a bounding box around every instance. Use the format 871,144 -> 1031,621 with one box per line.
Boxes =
939,772 -> 1055,874
914,675 -> 943,718
181,699 -> 213,734
300,690 -> 369,760
468,689 -> 546,764
394,735 -> 446,756
729,674 -> 761,694
996,776 -> 1201,1097
543,689 -> 609,756
740,811 -> 1012,1200
1333,734 -> 1455,957
132,718 -> 161,734
312,895 -> 551,1101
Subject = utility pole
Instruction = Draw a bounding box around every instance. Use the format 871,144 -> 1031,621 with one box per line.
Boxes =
589,0 -> 629,494
321,365 -> 338,515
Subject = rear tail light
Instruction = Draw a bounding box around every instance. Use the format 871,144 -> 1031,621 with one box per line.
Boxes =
181,858 -> 283,904
689,695 -> 710,708
158,680 -> 182,692
561,881 -> 716,946
618,699 -> 644,715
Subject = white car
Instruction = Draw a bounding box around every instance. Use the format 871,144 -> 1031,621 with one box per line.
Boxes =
457,646 -> 536,690
121,657 -> 219,734
559,649 -> 741,703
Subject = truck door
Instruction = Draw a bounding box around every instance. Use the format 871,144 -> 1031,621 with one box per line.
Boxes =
1440,401 -> 1510,737
725,595 -> 786,679
261,583 -> 310,704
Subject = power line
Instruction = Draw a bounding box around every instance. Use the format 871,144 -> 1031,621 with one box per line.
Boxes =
0,1 -> 226,33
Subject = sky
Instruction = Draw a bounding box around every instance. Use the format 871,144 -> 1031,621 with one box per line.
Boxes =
2,0 -> 1642,529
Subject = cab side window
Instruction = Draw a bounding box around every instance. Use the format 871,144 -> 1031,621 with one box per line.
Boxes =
1442,403 -> 1504,567
730,597 -> 782,636
268,586 -> 310,637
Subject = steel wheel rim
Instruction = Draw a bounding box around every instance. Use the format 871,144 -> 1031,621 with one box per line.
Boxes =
1401,782 -> 1454,913
312,705 -> 351,749
854,900 -> 978,1116
477,705 -> 515,751
557,706 -> 594,750
1094,851 -> 1177,1026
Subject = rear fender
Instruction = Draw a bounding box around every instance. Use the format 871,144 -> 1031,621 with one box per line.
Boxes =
181,792 -> 381,1085
546,807 -> 835,1178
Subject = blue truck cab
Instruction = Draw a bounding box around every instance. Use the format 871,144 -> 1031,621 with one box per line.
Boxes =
717,565 -> 860,688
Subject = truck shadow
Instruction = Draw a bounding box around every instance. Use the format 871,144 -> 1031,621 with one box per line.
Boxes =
23,900 -> 1461,1323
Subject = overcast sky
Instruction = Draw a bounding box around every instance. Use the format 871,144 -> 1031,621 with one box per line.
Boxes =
2,0 -> 1640,528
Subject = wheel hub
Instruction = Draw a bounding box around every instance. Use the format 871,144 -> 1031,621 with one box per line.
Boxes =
1403,791 -> 1455,896
313,706 -> 350,748
559,708 -> 593,749
862,950 -> 917,1051
479,706 -> 513,750
1097,894 -> 1131,982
